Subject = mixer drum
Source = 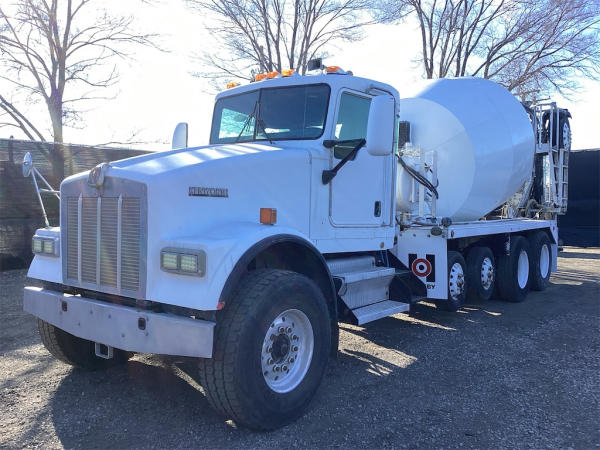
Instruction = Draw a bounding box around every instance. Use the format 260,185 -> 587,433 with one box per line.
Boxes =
398,78 -> 535,222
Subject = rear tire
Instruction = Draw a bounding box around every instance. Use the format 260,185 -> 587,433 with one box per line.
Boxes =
38,320 -> 130,370
529,231 -> 552,291
435,251 -> 466,312
466,246 -> 495,301
496,236 -> 531,302
198,269 -> 331,430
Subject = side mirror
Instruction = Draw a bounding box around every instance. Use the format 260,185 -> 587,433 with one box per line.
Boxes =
366,96 -> 395,156
22,152 -> 33,177
172,122 -> 188,149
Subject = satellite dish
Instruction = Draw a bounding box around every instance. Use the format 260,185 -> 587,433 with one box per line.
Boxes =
22,152 -> 33,178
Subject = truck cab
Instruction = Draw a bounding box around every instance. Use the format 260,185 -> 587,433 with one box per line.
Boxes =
23,68 -> 567,430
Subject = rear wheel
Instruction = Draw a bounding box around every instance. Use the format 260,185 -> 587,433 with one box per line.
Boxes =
529,231 -> 552,291
466,246 -> 495,301
198,269 -> 331,430
496,236 -> 531,302
435,251 -> 466,312
38,320 -> 130,370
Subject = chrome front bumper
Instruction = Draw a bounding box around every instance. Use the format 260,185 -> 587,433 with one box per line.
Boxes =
24,286 -> 215,358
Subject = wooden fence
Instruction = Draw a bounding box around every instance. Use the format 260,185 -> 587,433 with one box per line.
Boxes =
0,138 -> 152,270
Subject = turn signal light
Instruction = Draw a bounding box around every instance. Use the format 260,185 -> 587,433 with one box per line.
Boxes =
260,208 -> 277,225
282,69 -> 295,77
226,82 -> 239,89
254,73 -> 267,81
266,71 -> 280,79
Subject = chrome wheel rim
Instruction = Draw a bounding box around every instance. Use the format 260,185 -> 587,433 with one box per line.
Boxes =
539,244 -> 550,279
517,250 -> 529,289
480,257 -> 494,290
449,262 -> 465,300
261,309 -> 314,393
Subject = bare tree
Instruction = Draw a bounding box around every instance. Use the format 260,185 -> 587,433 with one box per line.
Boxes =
383,0 -> 600,96
186,0 -> 375,84
0,0 -> 157,177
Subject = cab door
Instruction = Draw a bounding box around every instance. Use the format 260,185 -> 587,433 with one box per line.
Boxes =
329,89 -> 391,227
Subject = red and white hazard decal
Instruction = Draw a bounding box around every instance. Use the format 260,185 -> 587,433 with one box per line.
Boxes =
411,258 -> 432,277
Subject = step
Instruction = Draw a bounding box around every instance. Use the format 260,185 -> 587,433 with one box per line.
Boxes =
352,300 -> 410,325
334,266 -> 396,309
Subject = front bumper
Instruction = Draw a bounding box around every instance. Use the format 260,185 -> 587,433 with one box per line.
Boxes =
24,286 -> 215,358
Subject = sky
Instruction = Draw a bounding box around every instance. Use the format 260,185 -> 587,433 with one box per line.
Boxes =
1,1 -> 599,151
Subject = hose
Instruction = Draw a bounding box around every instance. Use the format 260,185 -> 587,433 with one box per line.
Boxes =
396,154 -> 439,199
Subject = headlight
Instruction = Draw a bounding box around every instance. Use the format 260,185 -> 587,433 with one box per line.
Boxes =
32,235 -> 59,256
160,248 -> 205,277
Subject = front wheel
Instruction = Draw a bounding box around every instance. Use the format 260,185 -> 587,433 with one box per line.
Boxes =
199,269 -> 331,430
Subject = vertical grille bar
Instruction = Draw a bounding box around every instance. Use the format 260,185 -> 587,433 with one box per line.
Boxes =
77,194 -> 82,283
117,195 -> 122,291
96,197 -> 101,285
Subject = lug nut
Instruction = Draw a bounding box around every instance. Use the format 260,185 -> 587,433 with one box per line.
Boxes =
278,327 -> 285,333
288,357 -> 295,363
282,365 -> 288,372
292,346 -> 298,352
274,366 -> 281,372
267,358 -> 274,365
292,335 -> 298,341
286,327 -> 292,333
267,347 -> 272,353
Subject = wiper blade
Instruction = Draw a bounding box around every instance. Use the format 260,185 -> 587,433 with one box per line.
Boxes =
234,100 -> 258,143
256,117 -> 275,145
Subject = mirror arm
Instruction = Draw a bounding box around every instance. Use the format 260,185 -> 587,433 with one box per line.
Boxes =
321,138 -> 366,185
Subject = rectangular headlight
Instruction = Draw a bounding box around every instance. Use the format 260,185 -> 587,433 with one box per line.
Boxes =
32,237 -> 43,254
161,252 -> 178,270
180,254 -> 198,273
32,235 -> 59,256
160,248 -> 205,277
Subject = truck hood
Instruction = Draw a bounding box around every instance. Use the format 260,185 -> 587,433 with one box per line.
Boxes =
106,142 -> 289,182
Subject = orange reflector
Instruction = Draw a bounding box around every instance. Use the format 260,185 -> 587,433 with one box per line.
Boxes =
254,73 -> 267,81
326,65 -> 341,73
266,71 -> 280,79
282,69 -> 295,77
226,82 -> 239,89
260,208 -> 277,225
216,301 -> 225,310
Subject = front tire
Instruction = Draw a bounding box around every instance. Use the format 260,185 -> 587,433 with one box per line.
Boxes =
496,236 -> 531,302
199,269 -> 331,430
38,320 -> 130,370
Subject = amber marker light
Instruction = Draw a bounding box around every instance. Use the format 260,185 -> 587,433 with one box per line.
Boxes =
266,71 -> 280,79
226,82 -> 239,89
326,65 -> 341,73
282,69 -> 295,77
254,73 -> 267,81
260,208 -> 277,225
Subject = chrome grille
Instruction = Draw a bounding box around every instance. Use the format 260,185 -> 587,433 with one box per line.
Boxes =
63,178 -> 145,298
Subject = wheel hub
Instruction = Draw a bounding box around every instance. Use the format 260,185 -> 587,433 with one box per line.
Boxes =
480,257 -> 494,290
517,250 -> 529,289
449,262 -> 465,300
261,309 -> 314,393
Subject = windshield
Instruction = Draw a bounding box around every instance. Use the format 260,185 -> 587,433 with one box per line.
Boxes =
209,84 -> 330,144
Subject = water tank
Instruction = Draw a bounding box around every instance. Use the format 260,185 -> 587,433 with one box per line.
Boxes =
397,77 -> 534,222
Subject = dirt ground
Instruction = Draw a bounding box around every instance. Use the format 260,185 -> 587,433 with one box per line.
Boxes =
1,247 -> 598,449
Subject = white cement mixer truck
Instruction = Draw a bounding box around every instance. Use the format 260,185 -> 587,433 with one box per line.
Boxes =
22,66 -> 571,430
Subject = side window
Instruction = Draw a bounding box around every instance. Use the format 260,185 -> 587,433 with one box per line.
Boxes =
334,92 -> 371,159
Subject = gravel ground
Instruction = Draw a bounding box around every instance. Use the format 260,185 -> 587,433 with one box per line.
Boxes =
1,247 -> 599,449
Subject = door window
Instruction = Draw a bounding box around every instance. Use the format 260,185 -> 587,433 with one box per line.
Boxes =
333,93 -> 371,159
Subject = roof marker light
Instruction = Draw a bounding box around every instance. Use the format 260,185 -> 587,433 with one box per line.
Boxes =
282,69 -> 295,77
326,65 -> 344,74
254,73 -> 267,82
266,71 -> 280,79
226,82 -> 239,89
